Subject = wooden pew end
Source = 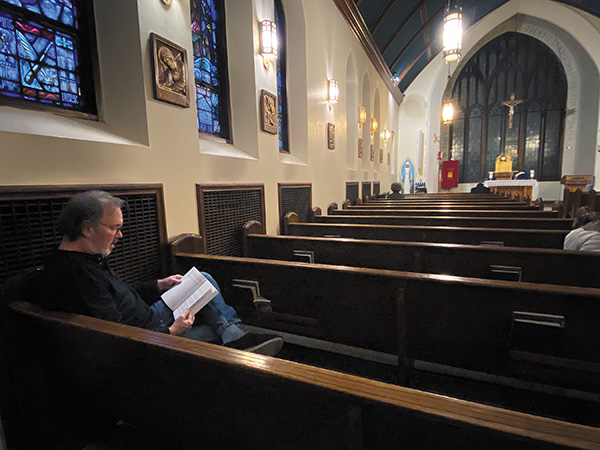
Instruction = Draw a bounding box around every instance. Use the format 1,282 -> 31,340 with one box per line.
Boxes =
242,221 -> 265,256
282,212 -> 299,235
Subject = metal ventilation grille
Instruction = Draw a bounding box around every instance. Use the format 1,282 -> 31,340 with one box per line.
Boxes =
109,193 -> 163,284
0,186 -> 166,285
279,183 -> 311,225
346,182 -> 359,204
362,181 -> 372,200
373,181 -> 381,196
198,185 -> 265,256
0,198 -> 63,283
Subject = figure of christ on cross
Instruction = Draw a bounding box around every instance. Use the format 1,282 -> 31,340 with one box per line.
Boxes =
502,93 -> 523,129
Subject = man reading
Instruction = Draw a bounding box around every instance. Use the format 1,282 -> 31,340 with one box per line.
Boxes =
42,190 -> 283,356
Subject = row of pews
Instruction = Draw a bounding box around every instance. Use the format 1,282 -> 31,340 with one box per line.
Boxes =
189,191 -> 600,445
2,186 -> 600,449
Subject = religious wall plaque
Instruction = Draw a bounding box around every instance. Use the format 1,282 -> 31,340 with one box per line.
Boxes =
327,123 -> 335,149
358,138 -> 363,158
260,90 -> 278,134
151,33 -> 190,107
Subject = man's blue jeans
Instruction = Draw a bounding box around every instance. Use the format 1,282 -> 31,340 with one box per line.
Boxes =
151,271 -> 245,344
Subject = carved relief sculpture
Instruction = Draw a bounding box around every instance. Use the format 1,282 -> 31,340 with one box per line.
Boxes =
260,90 -> 278,134
151,33 -> 189,107
327,123 -> 335,149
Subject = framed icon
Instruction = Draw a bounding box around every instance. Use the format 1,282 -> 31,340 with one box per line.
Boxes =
260,90 -> 278,134
150,33 -> 189,107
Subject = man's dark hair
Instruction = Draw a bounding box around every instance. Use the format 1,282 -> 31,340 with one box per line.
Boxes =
391,182 -> 402,192
58,190 -> 125,241
572,206 -> 593,229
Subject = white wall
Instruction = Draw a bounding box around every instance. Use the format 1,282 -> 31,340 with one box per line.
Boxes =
402,0 -> 600,196
0,0 -> 399,237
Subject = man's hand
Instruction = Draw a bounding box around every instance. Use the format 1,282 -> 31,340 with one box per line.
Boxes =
158,274 -> 183,292
168,308 -> 194,336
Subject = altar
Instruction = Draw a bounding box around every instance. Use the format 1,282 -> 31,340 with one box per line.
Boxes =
484,179 -> 538,203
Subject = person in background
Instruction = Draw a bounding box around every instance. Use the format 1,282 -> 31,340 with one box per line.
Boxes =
42,190 -> 283,356
470,182 -> 491,193
563,209 -> 600,252
386,182 -> 404,199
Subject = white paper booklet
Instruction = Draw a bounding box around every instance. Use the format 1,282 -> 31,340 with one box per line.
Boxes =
161,267 -> 218,319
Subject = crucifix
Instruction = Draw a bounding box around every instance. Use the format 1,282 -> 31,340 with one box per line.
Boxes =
502,93 -> 523,129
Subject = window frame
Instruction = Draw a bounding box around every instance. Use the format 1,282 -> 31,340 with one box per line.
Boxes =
449,32 -> 567,183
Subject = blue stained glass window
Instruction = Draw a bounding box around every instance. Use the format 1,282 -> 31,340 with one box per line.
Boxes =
0,0 -> 93,112
1,0 -> 77,28
275,0 -> 289,153
191,0 -> 229,139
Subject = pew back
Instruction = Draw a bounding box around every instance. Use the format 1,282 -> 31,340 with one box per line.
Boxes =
285,221 -> 568,249
173,251 -> 600,395
330,208 -> 559,217
314,214 -> 573,230
7,300 -> 599,450
346,203 -> 540,210
243,233 -> 600,288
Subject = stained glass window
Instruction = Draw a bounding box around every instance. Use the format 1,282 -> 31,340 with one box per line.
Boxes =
0,0 -> 95,113
191,0 -> 229,140
275,0 -> 289,153
450,33 -> 566,182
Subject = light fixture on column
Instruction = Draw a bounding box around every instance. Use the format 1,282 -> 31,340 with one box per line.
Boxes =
260,19 -> 278,69
442,99 -> 454,124
384,128 -> 392,142
328,79 -> 339,109
442,1 -> 462,63
370,117 -> 378,135
358,106 -> 367,127
392,72 -> 400,87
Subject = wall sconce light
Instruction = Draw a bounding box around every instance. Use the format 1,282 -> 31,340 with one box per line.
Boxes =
358,106 -> 367,127
384,128 -> 392,142
370,117 -> 378,135
328,79 -> 339,109
442,100 -> 454,124
443,2 -> 462,63
260,19 -> 278,69
392,72 -> 400,87
328,79 -> 339,103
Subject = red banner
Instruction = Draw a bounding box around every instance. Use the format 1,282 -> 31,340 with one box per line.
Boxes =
441,160 -> 459,188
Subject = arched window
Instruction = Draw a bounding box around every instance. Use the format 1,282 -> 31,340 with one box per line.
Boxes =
450,32 -> 567,182
191,0 -> 230,140
275,0 -> 289,153
0,0 -> 96,114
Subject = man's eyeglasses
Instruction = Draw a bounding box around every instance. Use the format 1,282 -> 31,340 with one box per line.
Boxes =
99,223 -> 123,233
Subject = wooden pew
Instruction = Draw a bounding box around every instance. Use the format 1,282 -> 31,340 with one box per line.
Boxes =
330,206 -> 559,218
0,184 -> 169,450
171,249 -> 600,399
346,203 -> 541,210
284,216 -> 568,249
242,226 -> 600,288
563,188 -> 598,218
313,214 -> 573,230
6,301 -> 600,450
364,198 -> 525,204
